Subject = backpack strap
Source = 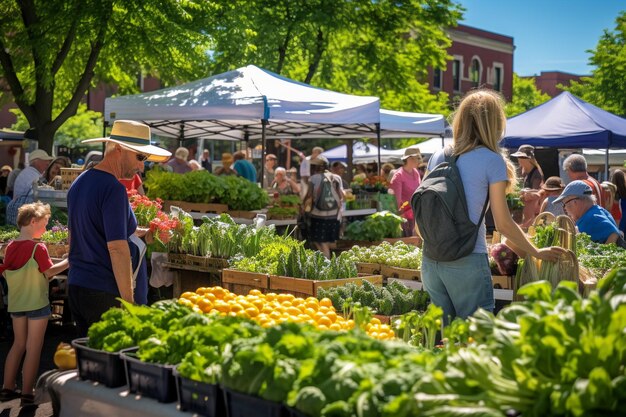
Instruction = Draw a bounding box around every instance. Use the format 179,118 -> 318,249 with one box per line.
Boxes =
445,146 -> 490,225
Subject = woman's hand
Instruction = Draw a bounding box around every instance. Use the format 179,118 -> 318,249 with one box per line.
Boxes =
534,246 -> 567,262
135,226 -> 149,238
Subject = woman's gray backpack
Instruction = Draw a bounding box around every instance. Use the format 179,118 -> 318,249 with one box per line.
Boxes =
411,149 -> 489,262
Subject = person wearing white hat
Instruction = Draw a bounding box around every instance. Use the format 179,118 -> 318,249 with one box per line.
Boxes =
67,120 -> 172,336
5,149 -> 54,225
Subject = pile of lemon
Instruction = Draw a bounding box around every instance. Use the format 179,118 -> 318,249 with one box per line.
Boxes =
177,286 -> 395,340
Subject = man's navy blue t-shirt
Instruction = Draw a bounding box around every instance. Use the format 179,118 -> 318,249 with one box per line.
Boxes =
67,169 -> 136,296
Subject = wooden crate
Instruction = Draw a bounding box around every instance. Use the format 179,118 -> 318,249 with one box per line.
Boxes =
226,210 -> 259,219
382,236 -> 421,246
269,274 -> 383,298
167,253 -> 228,269
60,168 -> 83,190
492,275 -> 513,290
381,265 -> 421,281
162,201 -> 228,215
170,268 -> 221,298
356,262 -> 382,275
222,269 -> 269,295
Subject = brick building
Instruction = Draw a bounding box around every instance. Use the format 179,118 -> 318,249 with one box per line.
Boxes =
523,71 -> 586,97
428,24 -> 515,102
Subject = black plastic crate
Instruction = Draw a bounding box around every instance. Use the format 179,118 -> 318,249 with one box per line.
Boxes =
174,368 -> 225,417
223,388 -> 286,417
71,337 -> 127,388
286,407 -> 310,417
121,349 -> 177,403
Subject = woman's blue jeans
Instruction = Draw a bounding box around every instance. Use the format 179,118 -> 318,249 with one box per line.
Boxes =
421,252 -> 494,323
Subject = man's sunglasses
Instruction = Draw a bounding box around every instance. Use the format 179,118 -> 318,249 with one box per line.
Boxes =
136,153 -> 148,162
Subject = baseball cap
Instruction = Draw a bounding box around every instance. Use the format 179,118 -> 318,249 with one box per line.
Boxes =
553,180 -> 592,204
28,149 -> 54,163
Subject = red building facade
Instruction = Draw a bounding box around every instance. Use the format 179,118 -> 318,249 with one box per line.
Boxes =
428,24 -> 515,103
525,71 -> 585,97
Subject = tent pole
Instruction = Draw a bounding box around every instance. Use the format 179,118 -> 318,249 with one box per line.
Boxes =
261,119 -> 267,187
376,123 -> 381,175
605,148 -> 609,181
347,139 -> 354,183
179,122 -> 185,147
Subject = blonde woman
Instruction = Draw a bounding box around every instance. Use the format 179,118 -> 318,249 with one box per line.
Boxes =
423,90 -> 564,321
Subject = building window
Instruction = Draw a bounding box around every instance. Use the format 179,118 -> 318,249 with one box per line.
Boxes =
470,58 -> 481,87
452,60 -> 461,92
493,64 -> 503,92
433,69 -> 442,89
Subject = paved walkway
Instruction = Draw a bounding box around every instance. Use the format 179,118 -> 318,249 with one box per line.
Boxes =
0,321 -> 76,417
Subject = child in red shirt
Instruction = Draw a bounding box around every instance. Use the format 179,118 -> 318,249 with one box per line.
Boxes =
0,202 -> 69,405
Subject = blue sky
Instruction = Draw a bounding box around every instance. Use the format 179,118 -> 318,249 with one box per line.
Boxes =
458,0 -> 624,76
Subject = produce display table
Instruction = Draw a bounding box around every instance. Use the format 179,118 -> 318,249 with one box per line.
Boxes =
389,278 -> 514,301
187,211 -> 297,226
163,262 -> 223,298
48,371 -> 184,417
343,208 -> 377,217
33,186 -> 68,208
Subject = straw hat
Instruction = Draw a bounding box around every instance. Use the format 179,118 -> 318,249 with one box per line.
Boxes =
541,176 -> 565,191
511,144 -> 535,160
401,147 -> 422,161
82,120 -> 171,163
28,149 -> 54,163
1,165 -> 12,172
221,153 -> 234,167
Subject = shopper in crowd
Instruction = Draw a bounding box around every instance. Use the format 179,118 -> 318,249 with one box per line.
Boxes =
258,153 -> 277,187
417,161 -> 428,179
167,147 -> 192,174
44,156 -> 72,186
330,161 -> 349,189
6,149 -> 54,225
562,154 -> 608,208
601,181 -> 621,224
0,202 -> 69,405
380,162 -> 395,182
366,162 -> 378,178
214,152 -> 238,176
423,89 -> 564,322
538,176 -> 566,217
200,149 -> 212,172
510,144 -> 544,228
272,167 -> 301,195
232,151 -> 257,183
306,156 -> 344,258
353,164 -> 367,181
67,120 -> 171,336
5,162 -> 24,199
0,165 -> 12,195
389,147 -> 422,237
278,143 -> 324,185
555,180 -> 624,246
611,169 -> 626,235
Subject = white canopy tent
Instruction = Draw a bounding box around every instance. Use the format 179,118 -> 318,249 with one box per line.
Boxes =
323,137 -> 453,164
104,65 -> 380,141
379,109 -> 446,139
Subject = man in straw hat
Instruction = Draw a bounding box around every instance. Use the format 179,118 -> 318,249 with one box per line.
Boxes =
389,147 -> 423,236
67,120 -> 171,336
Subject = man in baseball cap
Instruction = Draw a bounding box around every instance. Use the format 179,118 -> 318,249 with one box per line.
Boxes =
6,149 -> 55,225
555,180 -> 624,246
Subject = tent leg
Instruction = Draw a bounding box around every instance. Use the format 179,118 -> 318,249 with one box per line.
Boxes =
260,120 -> 267,187
376,123 -> 381,176
605,148 -> 609,181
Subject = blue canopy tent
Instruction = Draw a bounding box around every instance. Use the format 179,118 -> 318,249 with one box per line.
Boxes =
501,92 -> 626,176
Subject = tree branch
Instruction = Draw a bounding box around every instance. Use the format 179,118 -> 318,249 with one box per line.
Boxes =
0,37 -> 35,121
304,28 -> 325,84
52,18 -> 108,131
52,18 -> 79,75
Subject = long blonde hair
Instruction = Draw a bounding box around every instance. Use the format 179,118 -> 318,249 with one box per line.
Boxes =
451,89 -> 517,193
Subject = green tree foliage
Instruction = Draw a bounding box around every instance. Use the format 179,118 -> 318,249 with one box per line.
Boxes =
207,0 -> 462,114
0,0 -> 220,153
565,11 -> 626,116
11,104 -> 102,148
505,73 -> 550,117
